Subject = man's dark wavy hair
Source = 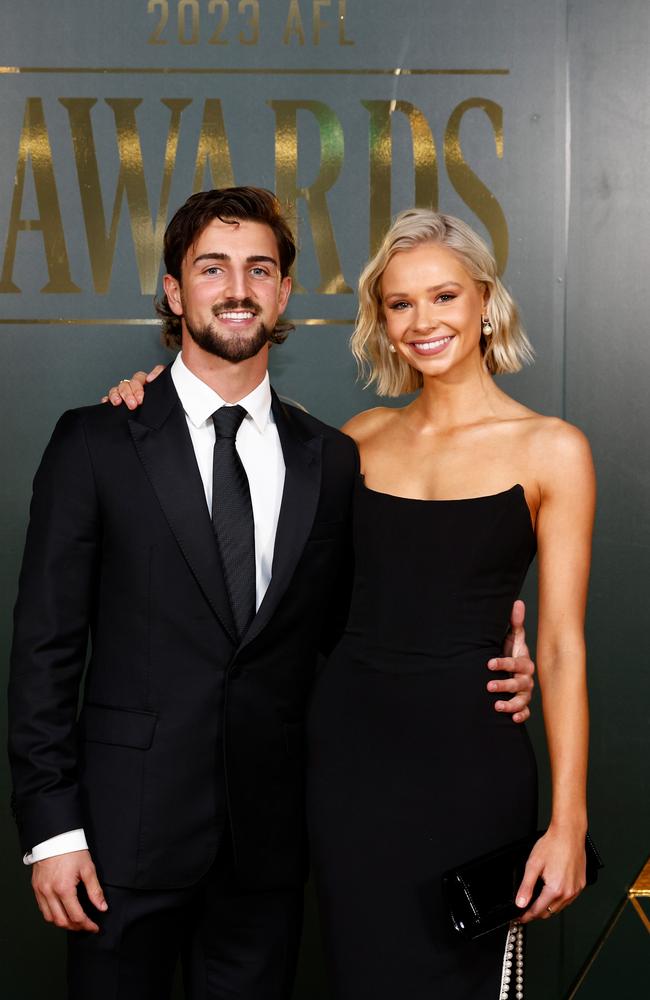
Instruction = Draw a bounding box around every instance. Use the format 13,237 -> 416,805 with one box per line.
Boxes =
155,187 -> 297,349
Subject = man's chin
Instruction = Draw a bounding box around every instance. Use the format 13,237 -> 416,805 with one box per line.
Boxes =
186,321 -> 269,363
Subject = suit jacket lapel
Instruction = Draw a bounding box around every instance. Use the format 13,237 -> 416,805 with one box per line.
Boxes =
241,391 -> 323,648
127,368 -> 238,643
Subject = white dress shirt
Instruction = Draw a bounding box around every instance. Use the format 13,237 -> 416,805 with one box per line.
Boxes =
170,354 -> 285,612
24,355 -> 285,864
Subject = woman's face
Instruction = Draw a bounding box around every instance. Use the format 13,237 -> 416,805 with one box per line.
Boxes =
380,242 -> 487,379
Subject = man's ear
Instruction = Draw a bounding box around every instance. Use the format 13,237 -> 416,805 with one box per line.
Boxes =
278,275 -> 292,313
163,274 -> 183,317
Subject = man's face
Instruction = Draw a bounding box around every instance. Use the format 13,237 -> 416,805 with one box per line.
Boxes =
164,217 -> 292,363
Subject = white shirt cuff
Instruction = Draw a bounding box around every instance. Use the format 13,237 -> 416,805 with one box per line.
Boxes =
23,829 -> 88,866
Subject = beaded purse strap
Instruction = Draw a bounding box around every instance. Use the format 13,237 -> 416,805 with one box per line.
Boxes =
499,923 -> 524,999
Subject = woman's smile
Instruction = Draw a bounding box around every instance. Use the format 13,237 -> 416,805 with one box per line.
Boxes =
407,334 -> 455,356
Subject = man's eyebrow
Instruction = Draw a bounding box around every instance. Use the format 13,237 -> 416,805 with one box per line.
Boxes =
192,252 -> 229,265
246,255 -> 279,267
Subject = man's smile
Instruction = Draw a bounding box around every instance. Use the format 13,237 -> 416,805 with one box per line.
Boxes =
211,298 -> 261,328
215,310 -> 257,323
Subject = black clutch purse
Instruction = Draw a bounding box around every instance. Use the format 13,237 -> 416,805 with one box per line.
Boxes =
441,831 -> 603,940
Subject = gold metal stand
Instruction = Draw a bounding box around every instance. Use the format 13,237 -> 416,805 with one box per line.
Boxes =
564,856 -> 650,999
628,856 -> 650,934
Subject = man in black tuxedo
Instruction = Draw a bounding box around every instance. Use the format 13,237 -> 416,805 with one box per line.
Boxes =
8,188 -> 534,999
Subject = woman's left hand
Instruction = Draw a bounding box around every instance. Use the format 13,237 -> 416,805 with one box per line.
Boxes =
514,826 -> 587,923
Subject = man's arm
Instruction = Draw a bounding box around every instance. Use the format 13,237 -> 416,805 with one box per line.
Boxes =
487,599 -> 535,723
8,410 -> 106,931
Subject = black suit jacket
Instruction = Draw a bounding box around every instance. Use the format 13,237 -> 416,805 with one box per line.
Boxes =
8,368 -> 357,891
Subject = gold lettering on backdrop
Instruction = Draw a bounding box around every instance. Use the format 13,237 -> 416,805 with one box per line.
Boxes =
146,0 -> 344,44
146,1 -> 260,46
284,0 -> 353,45
444,98 -> 508,274
312,0 -> 331,44
338,0 -> 354,45
283,0 -> 306,45
363,100 -> 438,257
178,0 -> 201,44
238,0 -> 260,45
0,97 -> 79,294
60,97 -> 190,294
207,0 -> 229,44
268,100 -> 352,294
193,99 -> 235,190
147,0 -> 169,45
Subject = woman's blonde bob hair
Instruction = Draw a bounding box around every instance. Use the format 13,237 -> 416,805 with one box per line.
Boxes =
351,209 -> 533,397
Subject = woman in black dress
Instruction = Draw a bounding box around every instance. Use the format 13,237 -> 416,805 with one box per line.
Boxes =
307,210 -> 594,999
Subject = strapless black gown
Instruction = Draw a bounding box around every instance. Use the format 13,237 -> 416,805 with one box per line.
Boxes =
307,479 -> 538,999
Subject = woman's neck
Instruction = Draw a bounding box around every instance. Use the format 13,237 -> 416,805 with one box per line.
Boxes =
408,364 -> 505,432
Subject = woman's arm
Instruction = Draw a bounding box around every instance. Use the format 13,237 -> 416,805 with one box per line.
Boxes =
517,419 -> 596,922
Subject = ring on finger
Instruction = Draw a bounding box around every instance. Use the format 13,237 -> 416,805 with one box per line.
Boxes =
546,905 -> 554,915
119,378 -> 131,384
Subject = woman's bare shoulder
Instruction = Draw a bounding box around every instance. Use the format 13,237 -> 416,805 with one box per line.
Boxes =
340,406 -> 399,444
523,414 -> 594,488
524,413 -> 591,453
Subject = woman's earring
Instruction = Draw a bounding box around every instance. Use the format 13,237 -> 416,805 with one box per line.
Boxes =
481,317 -> 493,337
388,343 -> 396,353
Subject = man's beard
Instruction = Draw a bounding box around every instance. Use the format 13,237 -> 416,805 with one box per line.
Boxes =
184,298 -> 271,363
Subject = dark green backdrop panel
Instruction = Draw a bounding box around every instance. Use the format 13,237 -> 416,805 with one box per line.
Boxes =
1,3 -> 648,998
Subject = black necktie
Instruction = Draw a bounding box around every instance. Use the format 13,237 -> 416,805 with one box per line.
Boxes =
211,405 -> 256,639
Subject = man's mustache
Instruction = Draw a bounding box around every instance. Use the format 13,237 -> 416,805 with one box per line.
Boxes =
211,298 -> 260,316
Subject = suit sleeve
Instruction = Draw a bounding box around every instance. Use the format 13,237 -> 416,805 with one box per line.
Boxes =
8,409 -> 100,854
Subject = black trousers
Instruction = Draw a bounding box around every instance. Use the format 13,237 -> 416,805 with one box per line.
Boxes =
67,847 -> 303,1000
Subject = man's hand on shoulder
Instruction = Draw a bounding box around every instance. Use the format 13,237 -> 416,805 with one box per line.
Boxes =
101,365 -> 165,409
32,849 -> 107,933
487,599 -> 535,724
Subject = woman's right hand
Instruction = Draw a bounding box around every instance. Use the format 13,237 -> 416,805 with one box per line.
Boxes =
514,826 -> 587,923
101,365 -> 166,409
